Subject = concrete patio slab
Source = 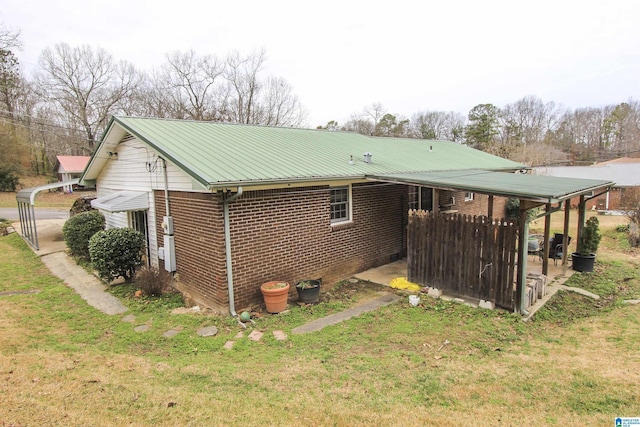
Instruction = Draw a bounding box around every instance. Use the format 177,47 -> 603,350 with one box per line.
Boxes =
291,293 -> 402,334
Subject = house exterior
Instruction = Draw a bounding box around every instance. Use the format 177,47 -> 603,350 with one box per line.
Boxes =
55,156 -> 90,193
536,157 -> 639,211
81,116 -> 525,313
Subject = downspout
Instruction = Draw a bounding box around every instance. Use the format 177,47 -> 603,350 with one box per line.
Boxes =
223,187 -> 243,317
160,158 -> 170,216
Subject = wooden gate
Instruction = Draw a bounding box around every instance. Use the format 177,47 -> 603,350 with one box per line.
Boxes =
407,210 -> 517,310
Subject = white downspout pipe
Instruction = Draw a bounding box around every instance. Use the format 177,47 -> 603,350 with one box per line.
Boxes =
161,158 -> 170,216
224,187 -> 243,316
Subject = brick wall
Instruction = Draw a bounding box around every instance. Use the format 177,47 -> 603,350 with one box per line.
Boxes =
443,190 -> 509,218
568,188 -> 621,211
155,183 -> 507,313
227,183 -> 406,310
155,184 -> 406,312
154,191 -> 228,310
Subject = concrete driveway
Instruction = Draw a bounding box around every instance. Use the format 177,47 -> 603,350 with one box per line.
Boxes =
10,218 -> 128,315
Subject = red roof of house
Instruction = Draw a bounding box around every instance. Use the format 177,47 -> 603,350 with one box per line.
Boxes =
56,156 -> 90,173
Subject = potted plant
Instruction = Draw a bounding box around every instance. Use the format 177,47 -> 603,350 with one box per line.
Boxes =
572,216 -> 601,272
295,279 -> 321,304
260,281 -> 290,313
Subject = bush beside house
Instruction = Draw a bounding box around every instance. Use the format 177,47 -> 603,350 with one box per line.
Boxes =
62,210 -> 105,258
89,228 -> 146,283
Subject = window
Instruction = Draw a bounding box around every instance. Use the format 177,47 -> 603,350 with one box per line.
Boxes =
330,186 -> 351,223
464,192 -> 474,202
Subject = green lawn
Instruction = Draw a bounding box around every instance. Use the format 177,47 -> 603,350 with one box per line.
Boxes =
1,232 -> 639,426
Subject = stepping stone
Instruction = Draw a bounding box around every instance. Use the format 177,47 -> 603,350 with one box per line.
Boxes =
197,326 -> 218,337
248,330 -> 263,341
121,314 -> 136,323
163,329 -> 179,338
223,341 -> 235,350
134,325 -> 149,333
623,299 -> 640,305
235,332 -> 244,339
273,330 -> 287,341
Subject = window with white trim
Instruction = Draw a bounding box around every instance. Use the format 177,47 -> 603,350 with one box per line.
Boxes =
330,186 -> 351,223
464,192 -> 474,202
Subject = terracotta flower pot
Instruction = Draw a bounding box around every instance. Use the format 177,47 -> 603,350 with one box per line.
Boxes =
260,281 -> 290,313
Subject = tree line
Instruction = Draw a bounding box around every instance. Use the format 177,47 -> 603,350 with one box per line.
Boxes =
1,23 -> 639,179
0,24 -> 307,176
324,97 -> 640,166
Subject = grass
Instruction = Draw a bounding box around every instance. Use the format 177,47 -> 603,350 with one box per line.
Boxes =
1,231 -> 640,426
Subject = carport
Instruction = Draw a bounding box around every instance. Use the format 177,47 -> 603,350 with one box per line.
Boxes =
367,170 -> 614,313
16,179 -> 78,250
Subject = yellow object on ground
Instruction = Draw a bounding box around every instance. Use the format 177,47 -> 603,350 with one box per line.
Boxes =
389,277 -> 421,291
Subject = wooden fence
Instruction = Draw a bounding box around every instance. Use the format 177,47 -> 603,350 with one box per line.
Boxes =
407,210 -> 517,310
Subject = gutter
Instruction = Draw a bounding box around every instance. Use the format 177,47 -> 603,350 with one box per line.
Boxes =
223,187 -> 243,317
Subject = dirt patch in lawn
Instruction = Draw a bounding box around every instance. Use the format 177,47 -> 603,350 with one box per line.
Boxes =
320,279 -> 393,305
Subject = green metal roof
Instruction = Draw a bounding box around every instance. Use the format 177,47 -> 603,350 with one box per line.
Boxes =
369,170 -> 614,203
83,116 -> 524,189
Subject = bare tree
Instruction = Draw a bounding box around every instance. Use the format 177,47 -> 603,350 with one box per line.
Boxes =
499,96 -> 562,147
549,107 -> 608,162
342,114 -> 374,135
35,43 -> 141,150
0,23 -> 22,51
410,110 -> 466,141
0,24 -> 23,121
259,76 -> 307,126
224,48 -> 265,124
154,50 -> 226,121
602,101 -> 640,155
363,102 -> 386,129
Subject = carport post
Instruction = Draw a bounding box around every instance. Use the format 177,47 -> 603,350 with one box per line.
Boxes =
562,200 -> 571,271
542,204 -> 551,276
516,200 -> 530,314
576,195 -> 586,246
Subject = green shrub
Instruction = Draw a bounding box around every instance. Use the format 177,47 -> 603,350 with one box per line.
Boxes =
0,168 -> 19,191
505,198 -> 540,222
577,216 -> 601,256
89,228 -> 146,283
615,224 -> 630,233
135,265 -> 172,296
62,210 -> 105,258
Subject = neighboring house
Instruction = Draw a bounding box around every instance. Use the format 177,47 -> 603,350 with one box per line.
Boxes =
80,116 -> 527,313
55,156 -> 91,193
536,157 -> 640,211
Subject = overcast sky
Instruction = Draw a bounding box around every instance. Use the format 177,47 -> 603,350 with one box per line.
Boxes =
3,0 -> 640,128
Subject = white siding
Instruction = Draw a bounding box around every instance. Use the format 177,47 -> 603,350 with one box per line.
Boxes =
94,137 -> 208,268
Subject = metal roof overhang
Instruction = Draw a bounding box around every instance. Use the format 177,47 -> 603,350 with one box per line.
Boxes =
367,170 -> 614,203
17,179 -> 80,205
91,191 -> 149,213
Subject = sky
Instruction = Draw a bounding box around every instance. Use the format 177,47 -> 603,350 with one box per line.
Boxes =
2,0 -> 640,128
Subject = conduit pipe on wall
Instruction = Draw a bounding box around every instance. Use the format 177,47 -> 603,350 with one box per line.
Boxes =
223,187 -> 243,317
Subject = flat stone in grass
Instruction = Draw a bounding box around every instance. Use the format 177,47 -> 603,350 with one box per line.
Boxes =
273,330 -> 287,341
134,325 -> 149,333
197,326 -> 218,337
121,314 -> 136,323
163,329 -> 180,338
248,330 -> 263,341
223,341 -> 235,350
